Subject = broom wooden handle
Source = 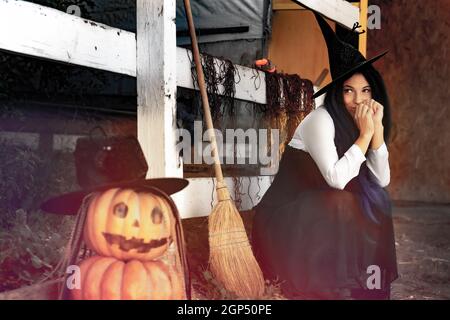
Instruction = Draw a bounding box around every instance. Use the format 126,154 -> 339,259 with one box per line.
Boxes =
183,0 -> 225,185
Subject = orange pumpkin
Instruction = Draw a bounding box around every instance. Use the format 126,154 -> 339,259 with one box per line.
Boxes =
83,188 -> 175,261
71,256 -> 184,300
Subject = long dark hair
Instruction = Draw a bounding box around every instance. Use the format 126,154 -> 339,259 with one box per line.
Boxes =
323,65 -> 392,224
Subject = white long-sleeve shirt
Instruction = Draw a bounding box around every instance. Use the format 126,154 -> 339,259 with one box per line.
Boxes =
288,105 -> 390,190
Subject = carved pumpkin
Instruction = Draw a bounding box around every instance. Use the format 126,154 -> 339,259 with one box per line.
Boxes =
83,188 -> 175,261
71,256 -> 184,300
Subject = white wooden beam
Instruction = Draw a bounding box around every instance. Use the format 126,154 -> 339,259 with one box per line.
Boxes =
0,0 -> 275,219
176,47 -> 266,104
0,0 -> 136,76
137,0 -> 181,179
0,0 -> 266,104
291,0 -> 359,29
178,176 -> 272,218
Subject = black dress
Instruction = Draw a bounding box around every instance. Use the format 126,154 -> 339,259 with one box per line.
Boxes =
251,146 -> 398,299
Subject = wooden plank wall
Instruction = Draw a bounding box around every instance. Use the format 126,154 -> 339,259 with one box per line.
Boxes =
268,9 -> 334,89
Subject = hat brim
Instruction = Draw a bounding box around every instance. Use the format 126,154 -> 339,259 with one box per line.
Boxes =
40,178 -> 189,215
313,50 -> 388,99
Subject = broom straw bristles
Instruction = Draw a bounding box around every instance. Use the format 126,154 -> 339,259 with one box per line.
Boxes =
208,183 -> 265,298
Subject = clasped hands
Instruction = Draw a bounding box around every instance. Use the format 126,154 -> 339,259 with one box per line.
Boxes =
354,99 -> 384,138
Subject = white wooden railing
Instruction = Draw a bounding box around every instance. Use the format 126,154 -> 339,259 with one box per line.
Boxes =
0,0 -> 356,217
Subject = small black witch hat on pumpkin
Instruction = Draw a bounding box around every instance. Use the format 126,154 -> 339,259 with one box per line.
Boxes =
312,11 -> 388,98
41,134 -> 188,215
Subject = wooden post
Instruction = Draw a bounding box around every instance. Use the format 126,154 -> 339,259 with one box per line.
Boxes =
136,0 -> 181,178
358,0 -> 368,57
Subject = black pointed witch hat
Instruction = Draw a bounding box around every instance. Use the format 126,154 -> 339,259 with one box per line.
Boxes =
312,11 -> 388,98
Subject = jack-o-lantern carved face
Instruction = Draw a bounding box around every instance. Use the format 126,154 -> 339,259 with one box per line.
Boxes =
83,188 -> 174,261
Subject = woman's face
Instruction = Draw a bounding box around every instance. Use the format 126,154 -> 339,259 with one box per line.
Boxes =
342,73 -> 372,116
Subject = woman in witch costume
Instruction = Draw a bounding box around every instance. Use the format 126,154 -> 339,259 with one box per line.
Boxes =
251,12 -> 398,300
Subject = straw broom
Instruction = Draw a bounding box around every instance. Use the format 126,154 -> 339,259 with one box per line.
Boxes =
183,0 -> 265,298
